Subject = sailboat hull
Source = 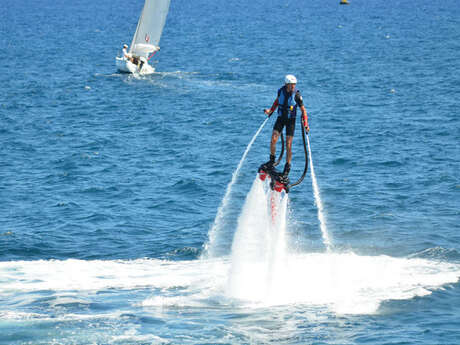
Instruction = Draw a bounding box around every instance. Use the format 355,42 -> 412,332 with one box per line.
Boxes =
115,57 -> 155,75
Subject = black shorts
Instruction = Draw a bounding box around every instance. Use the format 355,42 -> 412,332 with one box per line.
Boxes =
273,115 -> 296,137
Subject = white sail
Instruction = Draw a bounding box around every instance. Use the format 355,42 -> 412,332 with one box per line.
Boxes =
129,0 -> 171,59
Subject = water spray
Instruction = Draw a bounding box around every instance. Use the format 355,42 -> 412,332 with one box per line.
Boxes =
307,135 -> 333,251
202,117 -> 270,259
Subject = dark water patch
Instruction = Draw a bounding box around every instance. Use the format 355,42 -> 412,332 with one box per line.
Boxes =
164,247 -> 201,261
408,247 -> 460,262
331,157 -> 355,167
169,177 -> 207,195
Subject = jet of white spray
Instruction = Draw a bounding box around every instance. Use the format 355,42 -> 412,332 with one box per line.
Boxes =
202,117 -> 269,259
307,135 -> 333,251
265,190 -> 289,302
227,177 -> 289,303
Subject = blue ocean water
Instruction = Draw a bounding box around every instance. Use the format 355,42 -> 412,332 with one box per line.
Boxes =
1,0 -> 460,343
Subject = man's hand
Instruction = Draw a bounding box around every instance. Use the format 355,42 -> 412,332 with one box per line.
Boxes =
302,114 -> 309,133
301,109 -> 309,133
264,109 -> 272,117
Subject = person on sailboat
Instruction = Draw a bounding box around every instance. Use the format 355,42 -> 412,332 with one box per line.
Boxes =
122,44 -> 144,71
263,75 -> 309,177
122,44 -> 131,60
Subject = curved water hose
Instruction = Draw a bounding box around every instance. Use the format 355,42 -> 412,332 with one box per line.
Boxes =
287,116 -> 309,189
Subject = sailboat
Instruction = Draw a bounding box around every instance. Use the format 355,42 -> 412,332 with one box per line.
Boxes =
116,0 -> 171,75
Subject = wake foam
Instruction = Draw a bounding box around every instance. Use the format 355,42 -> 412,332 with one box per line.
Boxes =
1,253 -> 459,316
249,251 -> 460,314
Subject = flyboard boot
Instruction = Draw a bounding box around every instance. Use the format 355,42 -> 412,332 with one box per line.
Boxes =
270,162 -> 290,193
258,156 -> 290,193
258,154 -> 275,182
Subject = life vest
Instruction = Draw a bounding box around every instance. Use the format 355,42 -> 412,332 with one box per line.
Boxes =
277,86 -> 298,118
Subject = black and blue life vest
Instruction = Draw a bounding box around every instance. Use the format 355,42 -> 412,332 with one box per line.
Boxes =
277,86 -> 298,119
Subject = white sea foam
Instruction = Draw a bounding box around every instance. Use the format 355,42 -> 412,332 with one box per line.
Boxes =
0,258 -> 223,292
111,330 -> 167,344
230,250 -> 460,314
0,252 -> 459,316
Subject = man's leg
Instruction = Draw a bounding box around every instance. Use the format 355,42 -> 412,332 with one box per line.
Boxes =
283,116 -> 296,176
270,130 -> 280,157
263,130 -> 279,168
285,135 -> 293,164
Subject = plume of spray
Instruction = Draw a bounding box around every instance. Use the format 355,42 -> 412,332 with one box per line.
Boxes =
220,137 -> 460,315
202,117 -> 269,259
307,135 -> 333,251
227,177 -> 289,304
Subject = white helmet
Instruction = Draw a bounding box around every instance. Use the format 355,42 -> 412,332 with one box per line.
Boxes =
123,44 -> 128,48
285,74 -> 297,84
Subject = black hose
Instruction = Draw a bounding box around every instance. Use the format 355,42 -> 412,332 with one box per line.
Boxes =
287,116 -> 309,190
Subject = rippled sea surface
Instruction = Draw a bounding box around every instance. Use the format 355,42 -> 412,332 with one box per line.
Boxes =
1,0 -> 459,344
